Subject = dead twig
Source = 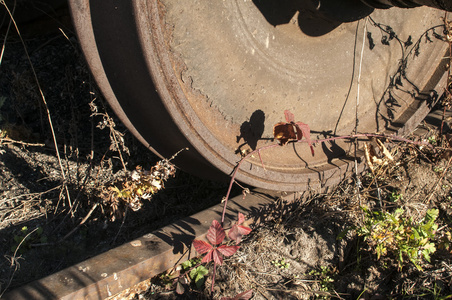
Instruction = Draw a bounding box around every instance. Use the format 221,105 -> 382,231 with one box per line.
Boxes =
0,0 -> 14,66
0,137 -> 45,147
61,202 -> 99,241
112,206 -> 128,245
90,99 -> 129,172
0,226 -> 38,296
353,17 -> 368,210
1,1 -> 73,211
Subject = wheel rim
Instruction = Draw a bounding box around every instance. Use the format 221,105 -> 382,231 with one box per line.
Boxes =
69,0 -> 448,191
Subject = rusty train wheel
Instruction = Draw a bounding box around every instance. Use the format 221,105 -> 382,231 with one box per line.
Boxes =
69,1 -> 448,191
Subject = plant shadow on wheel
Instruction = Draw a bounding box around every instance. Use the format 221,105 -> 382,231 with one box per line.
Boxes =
252,0 -> 374,36
248,1 -> 447,160
366,17 -> 445,132
253,0 -> 445,131
236,110 -> 267,154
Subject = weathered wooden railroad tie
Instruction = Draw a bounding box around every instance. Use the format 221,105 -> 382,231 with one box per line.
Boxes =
3,190 -> 300,300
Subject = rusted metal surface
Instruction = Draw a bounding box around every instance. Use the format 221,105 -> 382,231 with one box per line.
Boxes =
3,190 -> 298,300
69,0 -> 448,192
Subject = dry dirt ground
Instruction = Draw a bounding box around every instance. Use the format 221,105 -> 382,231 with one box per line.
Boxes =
1,4 -> 452,300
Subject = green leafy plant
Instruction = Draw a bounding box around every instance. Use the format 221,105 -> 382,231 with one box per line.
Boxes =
11,226 -> 47,254
180,257 -> 209,289
389,191 -> 402,202
158,272 -> 175,289
180,257 -> 201,271
428,135 -> 438,145
189,265 -> 209,289
357,207 -> 439,270
308,266 -> 336,299
434,166 -> 444,173
421,283 -> 452,300
271,258 -> 290,269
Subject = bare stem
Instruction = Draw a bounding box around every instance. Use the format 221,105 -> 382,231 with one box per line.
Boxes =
0,137 -> 45,147
211,262 -> 217,295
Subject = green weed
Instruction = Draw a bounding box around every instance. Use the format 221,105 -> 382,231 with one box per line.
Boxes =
389,191 -> 402,202
357,207 -> 439,270
308,266 -> 336,299
181,257 -> 209,289
11,226 -> 47,254
271,258 -> 290,269
428,136 -> 438,145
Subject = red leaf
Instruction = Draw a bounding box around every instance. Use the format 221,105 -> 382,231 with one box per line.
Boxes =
217,245 -> 240,257
296,121 -> 314,156
237,212 -> 245,225
228,224 -> 252,244
192,240 -> 212,254
274,111 -> 314,154
207,220 -> 225,245
228,225 -> 239,242
201,249 -> 213,264
273,122 -> 297,145
239,225 -> 252,236
235,289 -> 253,300
212,248 -> 224,265
284,110 -> 295,123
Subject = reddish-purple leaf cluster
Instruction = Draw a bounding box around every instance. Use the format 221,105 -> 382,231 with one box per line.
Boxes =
193,220 -> 239,265
192,213 -> 251,265
190,214 -> 252,298
273,110 -> 315,156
